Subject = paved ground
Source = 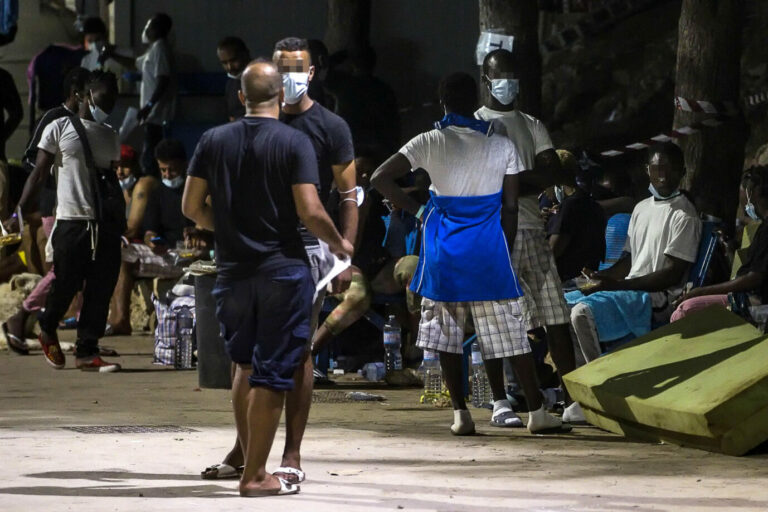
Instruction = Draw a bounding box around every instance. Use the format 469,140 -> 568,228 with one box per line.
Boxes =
1,333 -> 768,511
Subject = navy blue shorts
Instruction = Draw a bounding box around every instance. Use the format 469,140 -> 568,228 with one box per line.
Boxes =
212,264 -> 313,391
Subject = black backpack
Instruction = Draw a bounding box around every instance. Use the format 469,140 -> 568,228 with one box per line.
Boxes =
68,115 -> 127,236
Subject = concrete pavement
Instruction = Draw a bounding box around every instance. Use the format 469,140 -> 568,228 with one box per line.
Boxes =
1,333 -> 767,511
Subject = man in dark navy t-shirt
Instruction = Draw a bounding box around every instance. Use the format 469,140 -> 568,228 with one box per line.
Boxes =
183,60 -> 352,497
197,37 -> 359,489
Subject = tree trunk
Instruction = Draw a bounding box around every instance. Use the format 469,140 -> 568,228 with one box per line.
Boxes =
478,0 -> 541,116
673,0 -> 746,225
324,0 -> 371,56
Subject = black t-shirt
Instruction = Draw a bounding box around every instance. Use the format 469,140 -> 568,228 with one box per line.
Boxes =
224,78 -> 245,120
187,117 -> 320,277
736,222 -> 768,303
281,102 -> 354,205
546,191 -> 607,281
281,102 -> 354,246
143,184 -> 193,247
24,104 -> 73,216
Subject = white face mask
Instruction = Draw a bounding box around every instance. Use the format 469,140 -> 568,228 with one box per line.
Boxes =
488,78 -> 519,106
88,90 -> 109,124
745,189 -> 761,221
554,185 -> 565,204
162,176 -> 184,189
88,39 -> 105,54
648,183 -> 680,201
119,175 -> 137,191
282,72 -> 309,104
227,71 -> 242,80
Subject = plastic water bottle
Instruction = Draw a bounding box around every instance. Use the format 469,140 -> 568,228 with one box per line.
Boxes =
383,315 -> 402,373
419,350 -> 442,403
470,342 -> 491,408
174,306 -> 194,370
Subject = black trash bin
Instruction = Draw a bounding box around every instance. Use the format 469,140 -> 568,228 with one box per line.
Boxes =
195,274 -> 232,389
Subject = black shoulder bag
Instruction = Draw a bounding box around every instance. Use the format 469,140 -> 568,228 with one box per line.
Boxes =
68,115 -> 127,236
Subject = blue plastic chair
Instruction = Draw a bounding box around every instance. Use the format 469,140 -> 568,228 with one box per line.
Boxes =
599,213 -> 631,270
687,221 -> 719,288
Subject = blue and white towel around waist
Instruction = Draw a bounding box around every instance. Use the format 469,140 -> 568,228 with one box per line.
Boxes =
565,289 -> 652,341
410,191 -> 523,302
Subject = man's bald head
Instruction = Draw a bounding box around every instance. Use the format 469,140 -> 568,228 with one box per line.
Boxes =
482,49 -> 517,78
240,59 -> 282,108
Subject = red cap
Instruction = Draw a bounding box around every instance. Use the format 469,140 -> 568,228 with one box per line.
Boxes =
120,144 -> 137,162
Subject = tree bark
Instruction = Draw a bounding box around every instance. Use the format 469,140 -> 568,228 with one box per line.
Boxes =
673,0 -> 746,225
478,0 -> 541,116
324,0 -> 371,56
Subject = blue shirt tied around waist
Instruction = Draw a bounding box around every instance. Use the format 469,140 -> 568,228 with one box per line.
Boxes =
410,191 -> 524,302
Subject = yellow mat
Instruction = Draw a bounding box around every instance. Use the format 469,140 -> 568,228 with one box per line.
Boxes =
563,306 -> 768,455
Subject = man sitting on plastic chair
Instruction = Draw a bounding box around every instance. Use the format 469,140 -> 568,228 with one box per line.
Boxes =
568,142 -> 702,366
670,166 -> 768,325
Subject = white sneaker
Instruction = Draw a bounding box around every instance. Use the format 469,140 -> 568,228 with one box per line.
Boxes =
562,401 -> 587,424
527,405 -> 571,434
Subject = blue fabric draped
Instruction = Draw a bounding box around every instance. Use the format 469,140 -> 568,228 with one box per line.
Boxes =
410,191 -> 523,302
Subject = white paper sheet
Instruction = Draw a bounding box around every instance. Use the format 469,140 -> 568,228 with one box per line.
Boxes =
314,240 -> 352,301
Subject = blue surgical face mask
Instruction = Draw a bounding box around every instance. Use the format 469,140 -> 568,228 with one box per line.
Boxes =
88,90 -> 109,124
648,183 -> 680,201
487,78 -> 519,106
282,72 -> 309,104
745,189 -> 761,220
119,175 -> 137,191
162,176 -> 184,189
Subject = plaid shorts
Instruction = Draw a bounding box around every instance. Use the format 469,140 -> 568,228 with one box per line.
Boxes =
123,243 -> 184,279
416,298 -> 530,359
513,229 -> 570,329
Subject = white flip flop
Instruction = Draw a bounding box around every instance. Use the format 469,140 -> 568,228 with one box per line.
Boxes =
273,466 -> 306,483
241,477 -> 300,497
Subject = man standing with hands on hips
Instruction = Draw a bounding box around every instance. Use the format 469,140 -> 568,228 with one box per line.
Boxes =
183,59 -> 353,496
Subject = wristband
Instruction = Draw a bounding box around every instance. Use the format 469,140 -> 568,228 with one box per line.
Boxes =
416,205 -> 426,220
339,197 -> 358,205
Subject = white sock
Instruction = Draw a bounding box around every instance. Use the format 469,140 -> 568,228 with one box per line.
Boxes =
493,399 -> 513,415
451,409 -> 474,435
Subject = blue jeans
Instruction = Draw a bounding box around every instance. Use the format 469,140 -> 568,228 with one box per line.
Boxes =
213,264 -> 313,391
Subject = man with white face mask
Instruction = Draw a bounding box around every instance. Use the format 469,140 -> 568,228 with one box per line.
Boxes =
3,71 -> 122,372
475,49 -> 585,426
199,36 -> 357,486
571,142 -> 701,363
217,36 -> 251,121
135,12 -> 176,179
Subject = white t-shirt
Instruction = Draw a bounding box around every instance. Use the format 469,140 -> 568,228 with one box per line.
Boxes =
399,126 -> 523,197
137,39 -> 176,125
38,117 -> 120,220
475,106 -> 554,229
625,194 -> 702,294
80,48 -> 122,74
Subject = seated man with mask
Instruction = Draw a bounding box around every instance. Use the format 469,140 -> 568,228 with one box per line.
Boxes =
568,142 -> 701,365
107,138 -> 210,335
